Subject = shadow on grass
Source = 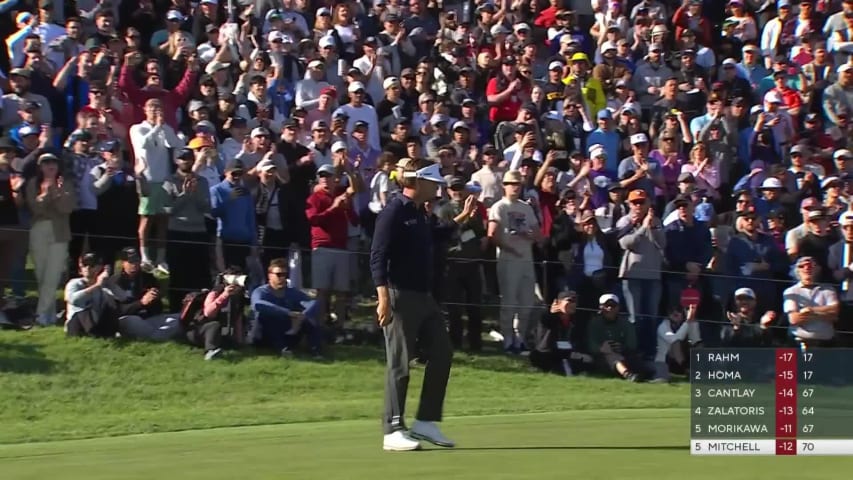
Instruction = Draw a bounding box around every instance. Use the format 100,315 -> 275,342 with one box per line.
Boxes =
0,342 -> 56,374
423,445 -> 688,452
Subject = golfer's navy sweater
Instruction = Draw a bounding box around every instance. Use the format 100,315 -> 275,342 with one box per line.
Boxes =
370,194 -> 435,292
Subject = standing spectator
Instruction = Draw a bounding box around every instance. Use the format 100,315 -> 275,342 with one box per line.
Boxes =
439,177 -> 487,352
615,189 -> 666,359
90,139 -> 139,265
664,195 -> 713,306
784,256 -> 840,348
210,159 -> 257,272
488,170 -> 543,354
828,211 -> 853,346
0,139 -> 26,307
129,98 -> 184,275
305,163 -> 358,332
163,148 -> 211,311
64,130 -> 100,274
26,153 -> 76,326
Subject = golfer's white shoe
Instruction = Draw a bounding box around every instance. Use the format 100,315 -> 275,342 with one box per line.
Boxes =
410,420 -> 455,448
383,430 -> 421,451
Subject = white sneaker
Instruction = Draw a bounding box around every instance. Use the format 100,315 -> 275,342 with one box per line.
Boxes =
155,263 -> 170,276
204,348 -> 222,361
383,430 -> 421,451
410,420 -> 455,448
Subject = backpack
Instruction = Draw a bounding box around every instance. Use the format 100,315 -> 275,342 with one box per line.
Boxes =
179,290 -> 210,329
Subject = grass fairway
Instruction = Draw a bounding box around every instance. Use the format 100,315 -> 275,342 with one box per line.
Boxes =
1,410 -> 847,480
1,330 -> 847,478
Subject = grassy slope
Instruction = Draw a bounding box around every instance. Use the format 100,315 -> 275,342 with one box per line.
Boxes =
1,410 -> 846,480
0,329 -> 687,444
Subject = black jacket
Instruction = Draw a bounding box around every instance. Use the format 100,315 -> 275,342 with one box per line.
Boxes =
110,270 -> 163,318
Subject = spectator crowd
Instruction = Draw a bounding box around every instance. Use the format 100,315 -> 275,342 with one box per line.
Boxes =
0,0 -> 851,381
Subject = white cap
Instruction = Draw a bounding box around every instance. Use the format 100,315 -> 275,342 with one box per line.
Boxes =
401,163 -> 446,184
599,293 -> 619,305
722,58 -> 737,66
200,0 -> 218,4
466,180 -> 483,193
630,133 -> 649,145
840,211 -> 853,226
256,158 -> 276,172
589,144 -> 605,158
750,105 -> 763,115
600,41 -> 617,53
452,120 -> 470,130
319,35 -> 336,49
250,127 -> 270,138
307,59 -> 325,70
316,7 -> 331,16
490,24 -> 510,36
166,10 -> 184,21
347,81 -> 366,93
734,288 -> 756,299
838,64 -> 853,74
821,176 -> 841,188
548,61 -> 564,71
761,177 -> 783,189
268,30 -> 285,43
763,91 -> 782,104
382,77 -> 400,90
331,141 -> 348,153
514,23 -> 531,32
834,149 -> 852,159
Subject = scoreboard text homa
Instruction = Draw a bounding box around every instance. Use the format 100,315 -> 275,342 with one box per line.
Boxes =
690,348 -> 853,456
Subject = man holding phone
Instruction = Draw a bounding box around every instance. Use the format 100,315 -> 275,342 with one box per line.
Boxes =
210,159 -> 257,273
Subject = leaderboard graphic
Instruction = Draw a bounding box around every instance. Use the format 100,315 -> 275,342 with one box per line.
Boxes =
690,348 -> 853,455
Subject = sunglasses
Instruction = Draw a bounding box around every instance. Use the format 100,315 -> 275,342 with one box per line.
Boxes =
630,200 -> 645,205
269,271 -> 288,277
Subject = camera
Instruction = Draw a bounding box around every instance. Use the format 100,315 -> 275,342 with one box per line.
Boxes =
222,274 -> 248,287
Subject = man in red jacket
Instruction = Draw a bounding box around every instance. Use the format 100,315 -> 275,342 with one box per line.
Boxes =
118,50 -> 199,130
305,164 -> 360,332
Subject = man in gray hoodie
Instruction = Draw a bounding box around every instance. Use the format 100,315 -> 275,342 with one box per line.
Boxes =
615,189 -> 666,360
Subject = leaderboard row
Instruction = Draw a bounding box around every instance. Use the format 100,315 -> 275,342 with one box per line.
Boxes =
691,439 -> 853,455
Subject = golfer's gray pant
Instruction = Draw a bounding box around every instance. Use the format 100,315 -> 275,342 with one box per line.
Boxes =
383,288 -> 453,434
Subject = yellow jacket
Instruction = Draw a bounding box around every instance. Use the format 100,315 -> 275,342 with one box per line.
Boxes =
562,74 -> 606,117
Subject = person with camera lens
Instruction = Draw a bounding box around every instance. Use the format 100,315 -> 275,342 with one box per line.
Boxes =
191,269 -> 246,361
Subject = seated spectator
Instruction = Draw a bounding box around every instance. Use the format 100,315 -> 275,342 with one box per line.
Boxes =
105,247 -> 180,342
586,294 -> 643,382
720,287 -> 778,347
784,256 -> 839,348
63,252 -> 156,340
250,258 -> 323,357
531,290 -> 589,376
654,304 -> 701,382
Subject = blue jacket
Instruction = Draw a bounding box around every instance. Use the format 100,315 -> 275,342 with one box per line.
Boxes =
724,232 -> 788,298
210,180 -> 257,245
250,284 -> 313,323
664,219 -> 713,273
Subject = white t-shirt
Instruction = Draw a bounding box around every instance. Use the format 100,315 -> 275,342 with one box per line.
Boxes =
783,282 -> 838,341
488,197 -> 539,262
368,171 -> 390,214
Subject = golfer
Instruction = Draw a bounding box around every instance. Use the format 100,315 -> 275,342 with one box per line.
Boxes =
370,159 -> 476,451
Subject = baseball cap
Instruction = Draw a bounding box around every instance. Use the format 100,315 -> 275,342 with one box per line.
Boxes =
319,86 -> 337,98
800,197 -> 819,209
452,121 -> 470,131
589,144 -> 606,158
629,133 -> 648,145
250,127 -> 270,138
806,208 -> 828,220
834,149 -> 852,160
628,189 -> 647,202
761,177 -> 783,189
430,114 -> 450,126
331,141 -> 348,153
311,120 -> 328,131
80,252 -> 103,268
599,293 -> 619,305
256,158 -> 277,173
678,172 -> 696,183
764,91 -> 783,104
839,64 -> 853,74
188,137 -> 213,150
840,212 -> 853,226
734,287 -> 755,299
317,164 -> 337,177
353,120 -> 369,130
347,81 -> 366,93
597,109 -> 612,120
119,247 -> 141,263
382,77 -> 400,90
166,10 -> 184,22
548,61 -> 564,71
224,159 -> 244,172
446,176 -> 466,190
96,139 -> 120,152
176,148 -> 194,160
18,125 -> 39,137
37,152 -> 59,164
821,176 -> 842,188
